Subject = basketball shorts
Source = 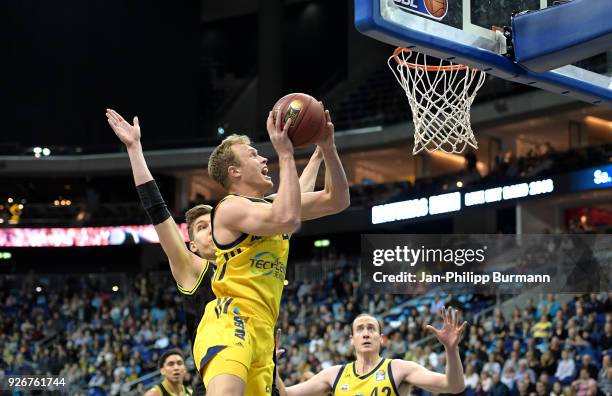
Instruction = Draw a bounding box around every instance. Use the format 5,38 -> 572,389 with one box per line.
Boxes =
193,297 -> 276,395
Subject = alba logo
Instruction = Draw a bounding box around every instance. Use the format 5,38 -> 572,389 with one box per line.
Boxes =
249,251 -> 284,276
393,0 -> 448,20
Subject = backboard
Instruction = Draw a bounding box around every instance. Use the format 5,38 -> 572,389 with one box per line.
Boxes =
355,0 -> 612,105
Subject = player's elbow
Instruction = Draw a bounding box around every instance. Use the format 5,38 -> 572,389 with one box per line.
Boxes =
446,381 -> 466,394
339,193 -> 350,211
275,215 -> 301,234
284,217 -> 302,233
328,192 -> 350,214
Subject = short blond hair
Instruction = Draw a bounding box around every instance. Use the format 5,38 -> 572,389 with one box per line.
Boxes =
208,134 -> 251,189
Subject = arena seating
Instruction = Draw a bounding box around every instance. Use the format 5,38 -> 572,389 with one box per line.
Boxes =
1,253 -> 609,395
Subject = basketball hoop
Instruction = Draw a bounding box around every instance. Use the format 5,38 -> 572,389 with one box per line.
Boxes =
388,48 -> 486,154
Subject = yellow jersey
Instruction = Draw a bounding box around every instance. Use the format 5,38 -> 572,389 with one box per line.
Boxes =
333,358 -> 400,396
210,194 -> 290,325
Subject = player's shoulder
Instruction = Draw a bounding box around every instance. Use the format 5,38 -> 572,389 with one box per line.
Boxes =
325,364 -> 344,376
390,358 -> 418,367
143,386 -> 162,396
320,364 -> 346,388
216,194 -> 265,211
390,358 -> 418,376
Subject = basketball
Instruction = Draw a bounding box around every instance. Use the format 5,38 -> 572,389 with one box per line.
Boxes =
424,0 -> 447,18
272,93 -> 326,149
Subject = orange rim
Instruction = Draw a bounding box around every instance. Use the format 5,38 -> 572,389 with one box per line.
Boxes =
392,47 -> 468,71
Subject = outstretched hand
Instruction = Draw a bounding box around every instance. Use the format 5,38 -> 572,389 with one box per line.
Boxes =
424,307 -> 467,350
275,328 -> 285,360
267,109 -> 294,157
106,109 -> 141,148
316,102 -> 335,150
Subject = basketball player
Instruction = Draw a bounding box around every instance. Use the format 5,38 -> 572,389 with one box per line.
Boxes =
106,109 -> 325,395
200,107 -> 349,395
275,308 -> 467,396
144,349 -> 193,396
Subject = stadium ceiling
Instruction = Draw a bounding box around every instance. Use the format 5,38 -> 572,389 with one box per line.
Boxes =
202,0 -> 312,22
0,90 -> 586,176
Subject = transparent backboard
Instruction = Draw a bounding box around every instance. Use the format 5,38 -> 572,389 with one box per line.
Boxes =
356,0 -> 612,105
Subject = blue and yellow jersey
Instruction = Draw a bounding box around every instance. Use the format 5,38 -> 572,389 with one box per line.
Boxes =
333,358 -> 400,396
210,194 -> 290,325
152,381 -> 192,396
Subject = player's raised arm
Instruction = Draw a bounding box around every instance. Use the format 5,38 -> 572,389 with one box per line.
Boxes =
273,328 -> 337,396
300,109 -> 350,221
276,366 -> 338,396
393,307 -> 467,394
267,147 -> 323,201
214,110 -> 302,237
298,147 -> 323,193
143,387 -> 161,396
106,109 -> 206,289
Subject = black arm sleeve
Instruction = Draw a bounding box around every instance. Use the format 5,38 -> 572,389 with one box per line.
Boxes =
136,180 -> 172,225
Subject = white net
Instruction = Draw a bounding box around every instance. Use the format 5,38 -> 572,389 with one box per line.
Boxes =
388,48 -> 486,154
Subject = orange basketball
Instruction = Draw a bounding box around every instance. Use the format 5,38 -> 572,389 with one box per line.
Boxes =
424,0 -> 447,18
272,93 -> 326,149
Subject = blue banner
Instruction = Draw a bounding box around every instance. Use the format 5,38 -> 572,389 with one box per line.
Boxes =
569,164 -> 612,192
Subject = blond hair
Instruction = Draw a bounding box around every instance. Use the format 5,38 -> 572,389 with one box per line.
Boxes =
185,204 -> 212,240
207,134 -> 251,189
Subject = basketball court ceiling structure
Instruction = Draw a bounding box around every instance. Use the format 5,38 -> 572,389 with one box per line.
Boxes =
202,0 -> 314,22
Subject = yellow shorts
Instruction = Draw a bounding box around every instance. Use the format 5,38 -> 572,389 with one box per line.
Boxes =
193,297 -> 276,395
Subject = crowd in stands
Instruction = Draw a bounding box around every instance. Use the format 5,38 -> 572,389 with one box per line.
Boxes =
456,293 -> 612,396
0,254 -> 491,395
278,258 -> 612,396
0,273 -> 194,395
1,250 -> 610,396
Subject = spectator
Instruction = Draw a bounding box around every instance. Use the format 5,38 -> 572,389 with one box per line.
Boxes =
599,355 -> 610,384
526,350 -> 542,377
501,366 -> 516,392
465,363 -> 480,391
549,336 -> 563,360
540,350 -> 557,376
598,367 -> 612,396
532,314 -> 552,341
550,381 -> 563,396
88,369 -> 105,390
430,294 -> 445,314
492,309 -> 508,339
483,353 -> 502,376
534,381 -> 548,396
580,354 -> 599,380
555,349 -> 576,385
503,351 -> 520,373
571,302 -> 588,331
539,372 -> 553,392
515,359 -> 536,385
516,378 -> 531,396
109,372 -> 123,396
538,294 -> 561,320
480,371 -> 493,393
488,373 -> 510,396
425,345 -> 439,369
598,322 -> 612,352
572,368 -> 597,396
386,331 -> 407,358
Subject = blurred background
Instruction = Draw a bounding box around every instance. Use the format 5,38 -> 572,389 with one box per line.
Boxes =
1,0 -> 611,395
